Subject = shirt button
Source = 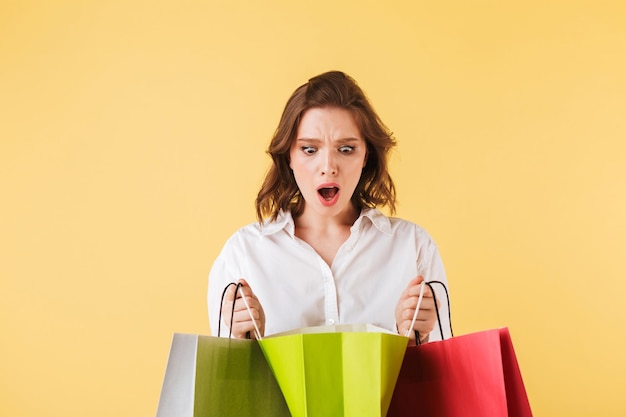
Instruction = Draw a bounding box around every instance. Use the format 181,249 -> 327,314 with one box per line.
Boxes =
327,319 -> 335,325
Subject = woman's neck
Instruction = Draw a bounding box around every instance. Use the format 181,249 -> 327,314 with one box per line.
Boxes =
294,204 -> 360,232
293,205 -> 360,266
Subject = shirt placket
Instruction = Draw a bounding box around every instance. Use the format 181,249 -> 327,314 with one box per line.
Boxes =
319,257 -> 339,325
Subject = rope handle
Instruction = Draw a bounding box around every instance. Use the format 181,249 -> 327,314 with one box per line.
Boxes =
405,281 -> 426,338
218,281 -> 262,340
218,279 -> 452,343
414,280 -> 453,345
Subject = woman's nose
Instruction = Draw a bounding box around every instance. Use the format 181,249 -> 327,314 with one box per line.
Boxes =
320,150 -> 337,176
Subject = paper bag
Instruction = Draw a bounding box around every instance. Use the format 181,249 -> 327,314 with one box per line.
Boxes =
258,323 -> 409,417
387,327 -> 533,417
156,333 -> 291,417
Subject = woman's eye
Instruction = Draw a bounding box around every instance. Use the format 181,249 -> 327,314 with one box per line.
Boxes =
339,145 -> 355,154
301,146 -> 316,155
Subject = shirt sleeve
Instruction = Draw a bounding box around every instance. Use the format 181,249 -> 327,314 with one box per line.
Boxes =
207,234 -> 244,337
415,226 -> 452,341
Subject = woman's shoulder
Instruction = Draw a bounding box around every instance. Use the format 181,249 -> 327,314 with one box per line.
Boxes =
364,208 -> 432,238
226,211 -> 294,241
223,221 -> 263,245
364,209 -> 440,258
391,216 -> 431,236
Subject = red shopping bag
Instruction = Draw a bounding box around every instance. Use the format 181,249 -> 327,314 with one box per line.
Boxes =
387,327 -> 533,417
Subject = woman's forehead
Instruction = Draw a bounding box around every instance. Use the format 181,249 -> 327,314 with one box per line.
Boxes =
296,107 -> 362,139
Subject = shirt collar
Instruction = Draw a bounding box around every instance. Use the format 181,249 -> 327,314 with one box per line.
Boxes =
260,207 -> 392,237
260,210 -> 295,237
355,207 -> 393,235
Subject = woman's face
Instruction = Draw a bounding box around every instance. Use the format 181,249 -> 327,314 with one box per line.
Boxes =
289,106 -> 367,219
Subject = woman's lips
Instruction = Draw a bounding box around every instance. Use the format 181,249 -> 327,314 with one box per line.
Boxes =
318,187 -> 339,200
317,184 -> 340,206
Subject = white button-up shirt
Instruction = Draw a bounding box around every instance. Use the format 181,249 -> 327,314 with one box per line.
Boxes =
208,208 -> 451,340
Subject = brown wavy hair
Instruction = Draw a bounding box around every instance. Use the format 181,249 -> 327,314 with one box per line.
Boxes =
255,71 -> 397,223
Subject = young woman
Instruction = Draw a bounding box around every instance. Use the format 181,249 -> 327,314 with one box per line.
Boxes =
208,71 -> 450,343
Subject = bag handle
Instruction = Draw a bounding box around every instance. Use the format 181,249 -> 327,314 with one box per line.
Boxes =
218,281 -> 262,340
405,281 -> 427,338
414,280 -> 453,345
218,279 -> 452,343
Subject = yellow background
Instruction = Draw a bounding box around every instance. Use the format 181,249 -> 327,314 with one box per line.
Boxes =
1,1 -> 625,416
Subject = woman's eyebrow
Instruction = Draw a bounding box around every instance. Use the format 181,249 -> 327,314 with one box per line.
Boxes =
337,137 -> 361,143
295,137 -> 361,143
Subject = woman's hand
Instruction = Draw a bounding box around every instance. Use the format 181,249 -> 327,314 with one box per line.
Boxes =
395,276 -> 439,343
221,279 -> 266,339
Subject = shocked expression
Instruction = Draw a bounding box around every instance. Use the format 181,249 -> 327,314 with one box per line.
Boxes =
289,107 -> 367,216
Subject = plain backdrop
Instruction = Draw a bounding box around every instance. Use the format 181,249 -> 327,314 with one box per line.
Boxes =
1,1 -> 625,416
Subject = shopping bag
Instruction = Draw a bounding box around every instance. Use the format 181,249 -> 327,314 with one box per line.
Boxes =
258,323 -> 409,417
387,327 -> 533,417
156,281 -> 290,416
155,333 -> 291,417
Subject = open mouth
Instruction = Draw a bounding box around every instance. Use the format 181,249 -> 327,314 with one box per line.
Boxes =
318,186 -> 339,201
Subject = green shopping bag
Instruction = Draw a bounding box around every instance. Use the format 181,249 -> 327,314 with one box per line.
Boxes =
156,333 -> 291,417
157,283 -> 292,417
258,324 -> 409,417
